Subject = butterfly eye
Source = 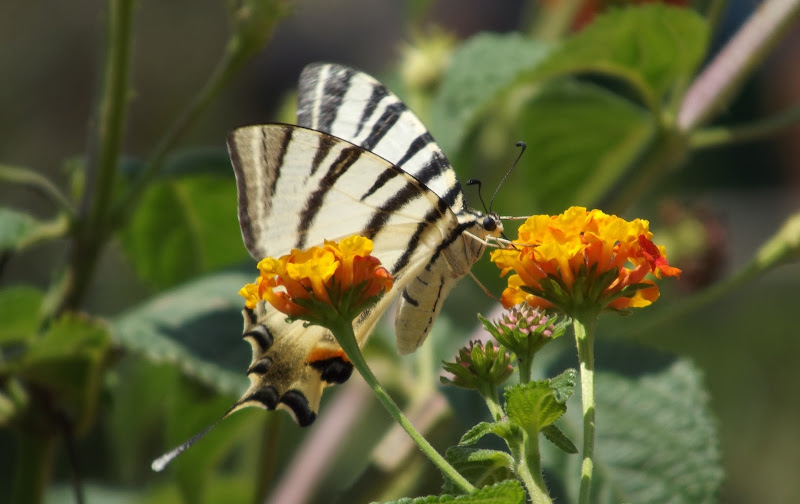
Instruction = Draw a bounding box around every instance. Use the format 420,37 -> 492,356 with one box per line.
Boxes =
483,215 -> 498,232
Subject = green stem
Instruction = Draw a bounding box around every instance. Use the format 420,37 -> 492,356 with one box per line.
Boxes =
572,310 -> 598,504
478,382 -> 504,422
0,165 -> 75,215
55,0 -> 135,315
530,0 -> 585,41
513,432 -> 552,504
112,33 -> 254,228
329,318 -> 476,494
517,356 -> 532,385
82,0 -> 135,224
690,102 -> 800,150
12,428 -> 57,504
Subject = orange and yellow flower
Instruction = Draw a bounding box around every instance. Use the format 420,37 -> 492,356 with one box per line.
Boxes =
491,207 -> 681,313
239,235 -> 394,321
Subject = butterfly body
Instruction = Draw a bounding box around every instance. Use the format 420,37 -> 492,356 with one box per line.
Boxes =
227,63 -> 502,425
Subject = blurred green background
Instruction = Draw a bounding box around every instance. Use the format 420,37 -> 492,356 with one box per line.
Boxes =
1,1 -> 799,503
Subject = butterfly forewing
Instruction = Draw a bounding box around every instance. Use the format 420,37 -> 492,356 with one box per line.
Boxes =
297,63 -> 465,211
229,124 -> 457,275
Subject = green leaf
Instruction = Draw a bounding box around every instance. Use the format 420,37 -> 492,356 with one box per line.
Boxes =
545,348 -> 723,503
541,424 -> 578,454
380,479 -> 525,504
459,420 -> 513,446
549,368 -> 578,404
111,270 -> 252,396
530,4 -> 709,109
442,447 -> 516,495
14,314 -> 111,434
121,173 -> 247,289
504,370 -> 576,436
516,80 -> 655,212
431,32 -> 551,153
0,286 -> 43,345
384,480 -> 526,504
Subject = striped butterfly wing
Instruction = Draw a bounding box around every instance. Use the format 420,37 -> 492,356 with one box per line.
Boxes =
297,62 -> 467,215
151,64 -> 502,472
227,124 -> 482,424
297,62 -> 496,352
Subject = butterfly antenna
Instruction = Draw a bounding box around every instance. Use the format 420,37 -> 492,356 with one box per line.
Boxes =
151,405 -> 237,472
489,141 -> 526,213
466,179 -> 489,213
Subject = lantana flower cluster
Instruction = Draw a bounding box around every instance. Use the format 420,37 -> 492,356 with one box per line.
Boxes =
239,235 -> 393,321
491,206 -> 681,314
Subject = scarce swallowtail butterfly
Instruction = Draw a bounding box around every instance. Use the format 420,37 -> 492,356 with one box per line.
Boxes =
152,63 -> 503,471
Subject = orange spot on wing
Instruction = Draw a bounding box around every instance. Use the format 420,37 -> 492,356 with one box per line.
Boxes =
307,347 -> 350,364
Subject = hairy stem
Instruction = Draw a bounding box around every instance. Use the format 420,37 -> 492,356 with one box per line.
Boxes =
513,432 -> 552,504
330,318 -> 476,494
573,310 -> 598,504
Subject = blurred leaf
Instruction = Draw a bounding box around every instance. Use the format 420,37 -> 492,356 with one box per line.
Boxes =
431,32 -> 551,153
384,479 -> 524,503
121,173 -> 247,289
530,4 -> 709,109
442,446 -> 516,495
160,148 -> 233,179
111,270 -> 252,396
108,359 -> 183,482
169,387 -> 260,504
0,286 -> 43,345
0,378 -> 27,426
0,208 -> 37,251
46,484 -> 139,504
13,314 -> 111,434
517,80 -> 655,212
546,350 -> 723,503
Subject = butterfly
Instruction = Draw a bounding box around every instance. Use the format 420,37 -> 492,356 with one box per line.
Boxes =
152,63 -> 503,471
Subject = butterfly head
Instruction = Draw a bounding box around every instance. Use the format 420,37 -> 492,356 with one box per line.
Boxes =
482,214 -> 503,235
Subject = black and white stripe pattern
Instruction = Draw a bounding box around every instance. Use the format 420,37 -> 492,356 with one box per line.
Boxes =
152,64 -> 507,472
298,63 -> 465,210
227,62 -> 503,420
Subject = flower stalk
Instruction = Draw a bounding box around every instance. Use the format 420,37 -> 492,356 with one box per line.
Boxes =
572,309 -> 598,504
327,316 -> 477,494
